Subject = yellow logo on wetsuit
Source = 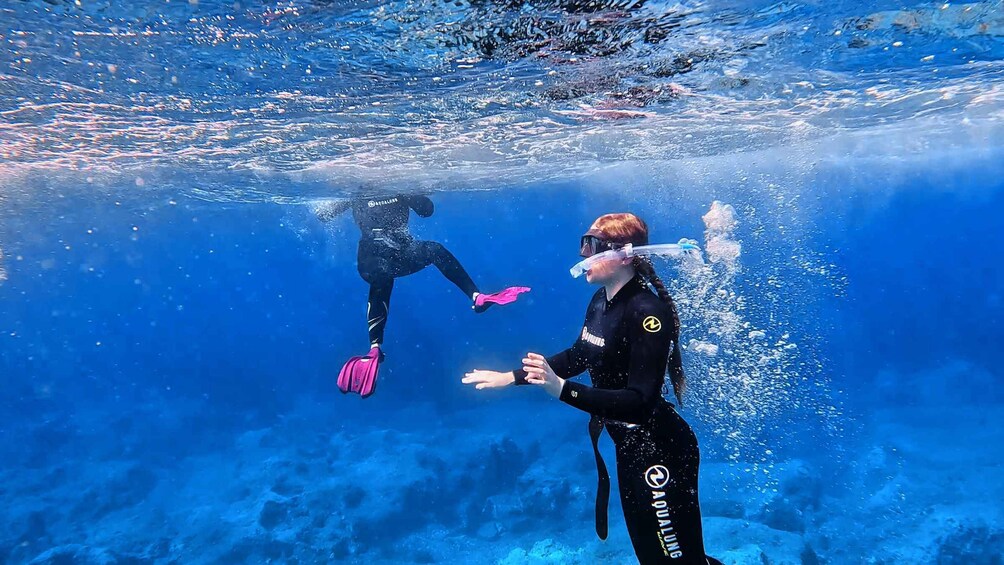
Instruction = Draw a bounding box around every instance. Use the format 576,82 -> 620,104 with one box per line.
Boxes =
643,316 -> 662,333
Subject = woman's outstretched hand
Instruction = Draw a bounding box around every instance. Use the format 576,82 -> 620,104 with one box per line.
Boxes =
463,370 -> 515,390
523,353 -> 565,398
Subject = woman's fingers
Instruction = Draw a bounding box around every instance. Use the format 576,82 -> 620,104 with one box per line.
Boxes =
462,371 -> 489,384
522,357 -> 544,368
523,353 -> 546,365
525,353 -> 553,372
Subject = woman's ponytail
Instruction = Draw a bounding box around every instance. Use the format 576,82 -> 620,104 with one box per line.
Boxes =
634,257 -> 686,406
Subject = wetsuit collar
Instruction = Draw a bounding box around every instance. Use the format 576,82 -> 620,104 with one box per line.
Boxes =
603,276 -> 645,307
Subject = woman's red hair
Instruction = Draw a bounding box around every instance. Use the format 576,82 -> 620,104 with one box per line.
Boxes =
587,213 -> 649,246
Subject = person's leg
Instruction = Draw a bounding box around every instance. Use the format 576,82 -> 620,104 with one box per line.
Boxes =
357,241 -> 398,348
413,240 -> 479,299
337,242 -> 393,396
370,238 -> 526,315
615,411 -> 710,564
366,278 -> 393,348
357,236 -> 474,346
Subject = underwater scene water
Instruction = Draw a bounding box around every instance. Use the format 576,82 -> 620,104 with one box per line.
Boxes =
1,0 -> 1003,563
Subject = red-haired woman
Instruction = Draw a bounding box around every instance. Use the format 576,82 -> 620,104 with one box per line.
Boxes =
464,213 -> 721,565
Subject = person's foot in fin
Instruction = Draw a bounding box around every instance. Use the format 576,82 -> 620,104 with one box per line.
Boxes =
472,286 -> 531,313
337,346 -> 384,398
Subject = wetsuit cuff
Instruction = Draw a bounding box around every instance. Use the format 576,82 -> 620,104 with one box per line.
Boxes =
512,368 -> 529,386
559,380 -> 587,406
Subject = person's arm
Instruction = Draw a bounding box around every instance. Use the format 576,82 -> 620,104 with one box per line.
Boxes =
558,303 -> 672,424
463,342 -> 589,390
512,341 -> 589,385
464,299 -> 595,391
513,302 -> 596,385
312,199 -> 351,222
406,195 -> 435,218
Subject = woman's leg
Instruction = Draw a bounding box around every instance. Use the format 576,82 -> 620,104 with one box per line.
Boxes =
616,410 -> 710,564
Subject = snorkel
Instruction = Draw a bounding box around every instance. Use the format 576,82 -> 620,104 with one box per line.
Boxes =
570,240 -> 702,278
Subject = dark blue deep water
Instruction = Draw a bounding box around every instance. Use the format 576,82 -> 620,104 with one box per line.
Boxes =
1,1 -> 1002,563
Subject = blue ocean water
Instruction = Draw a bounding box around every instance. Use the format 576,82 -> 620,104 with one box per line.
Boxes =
1,1 -> 1003,563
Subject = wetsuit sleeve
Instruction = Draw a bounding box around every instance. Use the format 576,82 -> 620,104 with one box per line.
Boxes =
313,200 -> 351,222
558,301 -> 672,424
406,195 -> 435,218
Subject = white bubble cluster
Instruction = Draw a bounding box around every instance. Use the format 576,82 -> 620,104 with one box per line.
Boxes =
688,340 -> 719,357
309,198 -> 348,222
702,201 -> 742,267
660,201 -> 814,462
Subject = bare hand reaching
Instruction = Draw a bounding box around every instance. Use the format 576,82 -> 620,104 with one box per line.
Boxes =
462,369 -> 515,390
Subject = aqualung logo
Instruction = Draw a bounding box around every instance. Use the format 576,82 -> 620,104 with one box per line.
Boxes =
648,464 -> 684,559
581,327 -> 605,347
643,316 -> 662,333
368,197 -> 399,208
645,465 -> 669,488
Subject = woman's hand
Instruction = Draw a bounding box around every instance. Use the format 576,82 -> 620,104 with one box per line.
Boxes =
523,353 -> 565,398
462,370 -> 515,390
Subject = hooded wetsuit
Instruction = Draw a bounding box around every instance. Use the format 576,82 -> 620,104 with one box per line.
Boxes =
322,195 -> 479,346
514,277 -> 719,565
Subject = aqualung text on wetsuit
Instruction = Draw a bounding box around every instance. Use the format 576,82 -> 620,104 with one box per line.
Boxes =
581,327 -> 606,347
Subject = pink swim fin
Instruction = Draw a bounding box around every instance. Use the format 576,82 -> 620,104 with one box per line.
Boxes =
473,286 -> 531,313
337,347 -> 382,398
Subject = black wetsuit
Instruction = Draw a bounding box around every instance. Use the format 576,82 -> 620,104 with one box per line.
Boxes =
325,195 -> 479,346
514,277 -> 719,565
